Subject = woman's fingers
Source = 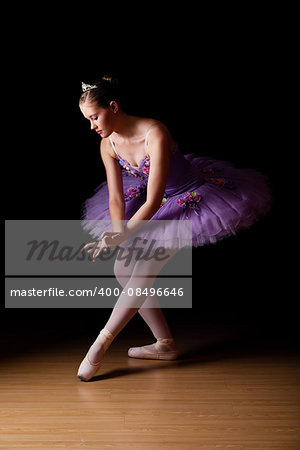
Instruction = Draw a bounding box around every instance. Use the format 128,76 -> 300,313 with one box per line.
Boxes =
92,250 -> 100,261
101,231 -> 121,242
82,242 -> 97,251
81,235 -> 118,262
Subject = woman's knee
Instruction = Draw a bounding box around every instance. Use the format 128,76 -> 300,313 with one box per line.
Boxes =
114,263 -> 131,288
113,248 -> 136,287
131,248 -> 179,277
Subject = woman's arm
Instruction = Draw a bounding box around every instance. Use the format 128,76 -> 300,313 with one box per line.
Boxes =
84,125 -> 173,260
100,138 -> 125,233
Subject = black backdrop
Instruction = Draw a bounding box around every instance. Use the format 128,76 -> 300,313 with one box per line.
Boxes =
3,16 -> 292,349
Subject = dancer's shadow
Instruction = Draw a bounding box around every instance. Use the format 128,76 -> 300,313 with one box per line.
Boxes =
85,329 -> 269,382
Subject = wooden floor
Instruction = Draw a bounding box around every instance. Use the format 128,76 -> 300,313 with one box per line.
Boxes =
0,319 -> 300,449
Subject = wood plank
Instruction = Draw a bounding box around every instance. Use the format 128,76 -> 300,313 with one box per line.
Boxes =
1,333 -> 299,449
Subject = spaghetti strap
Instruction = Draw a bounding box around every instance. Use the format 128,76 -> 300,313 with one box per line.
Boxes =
109,136 -> 119,156
144,123 -> 161,149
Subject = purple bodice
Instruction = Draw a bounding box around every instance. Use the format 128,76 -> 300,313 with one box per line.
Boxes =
116,144 -> 206,199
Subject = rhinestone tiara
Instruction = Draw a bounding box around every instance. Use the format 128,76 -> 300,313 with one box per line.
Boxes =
81,82 -> 98,93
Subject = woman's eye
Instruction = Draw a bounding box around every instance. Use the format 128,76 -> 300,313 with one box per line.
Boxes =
91,115 -> 98,120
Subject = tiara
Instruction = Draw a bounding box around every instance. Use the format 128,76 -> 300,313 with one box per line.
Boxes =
81,82 -> 98,93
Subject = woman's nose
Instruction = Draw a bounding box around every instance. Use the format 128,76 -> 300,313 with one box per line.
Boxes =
90,121 -> 97,130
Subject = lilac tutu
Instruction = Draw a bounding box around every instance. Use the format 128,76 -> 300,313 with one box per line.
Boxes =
81,144 -> 272,249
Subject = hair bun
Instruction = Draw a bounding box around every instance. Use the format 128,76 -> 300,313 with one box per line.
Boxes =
79,74 -> 122,107
102,74 -> 119,85
102,75 -> 112,82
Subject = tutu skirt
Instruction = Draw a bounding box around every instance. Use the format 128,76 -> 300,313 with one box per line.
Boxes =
81,148 -> 272,249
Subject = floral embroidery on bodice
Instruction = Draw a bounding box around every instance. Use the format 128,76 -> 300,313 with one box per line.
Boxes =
116,154 -> 150,181
116,154 -> 151,202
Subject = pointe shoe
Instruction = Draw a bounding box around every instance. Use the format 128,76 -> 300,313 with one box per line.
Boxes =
128,338 -> 179,361
77,328 -> 114,381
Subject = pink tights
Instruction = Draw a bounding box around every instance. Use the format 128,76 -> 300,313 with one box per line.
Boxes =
79,246 -> 179,374
104,247 -> 178,339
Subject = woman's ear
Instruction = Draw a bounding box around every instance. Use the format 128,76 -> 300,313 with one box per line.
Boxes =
110,101 -> 119,114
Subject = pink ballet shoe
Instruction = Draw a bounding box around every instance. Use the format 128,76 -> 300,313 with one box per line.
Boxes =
128,338 -> 179,361
77,328 -> 114,381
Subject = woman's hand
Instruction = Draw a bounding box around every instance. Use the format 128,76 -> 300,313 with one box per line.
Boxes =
82,231 -> 124,262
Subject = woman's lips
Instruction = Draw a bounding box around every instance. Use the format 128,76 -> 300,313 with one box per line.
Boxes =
96,130 -> 103,135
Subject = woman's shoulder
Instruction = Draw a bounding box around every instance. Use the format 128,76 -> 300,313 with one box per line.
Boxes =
144,118 -> 174,142
136,117 -> 168,133
137,118 -> 175,155
134,117 -> 173,145
100,136 -> 116,160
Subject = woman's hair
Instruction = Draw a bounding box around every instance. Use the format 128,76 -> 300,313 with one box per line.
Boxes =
79,75 -> 122,108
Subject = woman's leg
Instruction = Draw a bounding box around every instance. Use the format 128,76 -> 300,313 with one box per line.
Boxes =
138,295 -> 173,339
78,246 -> 178,378
104,247 -> 179,336
112,250 -> 174,339
105,247 -> 179,361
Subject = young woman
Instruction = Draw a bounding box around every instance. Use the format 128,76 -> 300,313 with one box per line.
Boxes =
77,76 -> 271,381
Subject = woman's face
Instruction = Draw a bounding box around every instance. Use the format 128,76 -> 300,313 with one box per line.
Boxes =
80,101 -> 116,138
